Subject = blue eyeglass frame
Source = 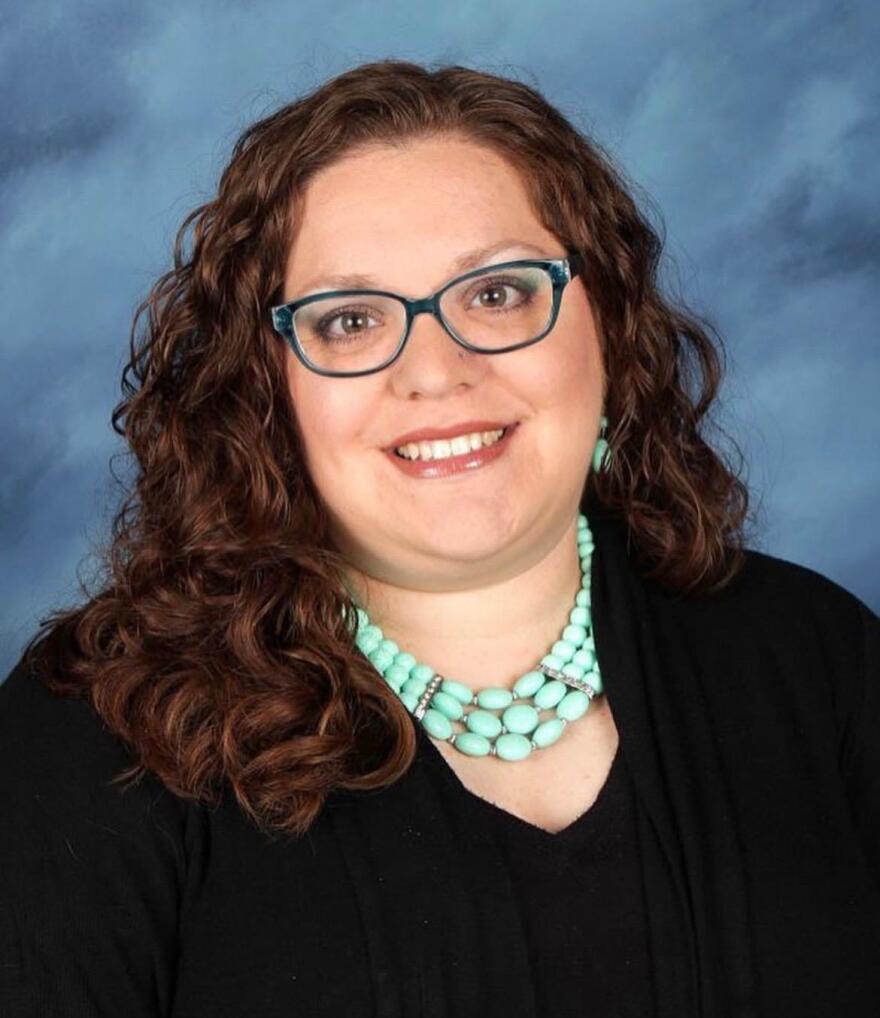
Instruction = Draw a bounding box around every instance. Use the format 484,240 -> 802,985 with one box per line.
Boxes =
269,249 -> 585,378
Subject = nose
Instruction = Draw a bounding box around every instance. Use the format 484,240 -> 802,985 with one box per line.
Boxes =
388,305 -> 478,395
405,301 -> 468,357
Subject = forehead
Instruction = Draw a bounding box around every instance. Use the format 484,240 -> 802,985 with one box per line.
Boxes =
285,137 -> 558,296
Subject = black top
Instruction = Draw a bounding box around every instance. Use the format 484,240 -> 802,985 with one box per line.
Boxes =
425,733 -> 656,1018
1,502 -> 879,1017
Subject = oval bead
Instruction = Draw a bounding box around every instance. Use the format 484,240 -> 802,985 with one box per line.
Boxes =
495,732 -> 533,761
401,676 -> 428,698
533,679 -> 567,710
393,651 -> 417,670
441,678 -> 474,704
589,668 -> 604,695
513,671 -> 545,698
369,647 -> 396,671
421,708 -> 453,740
562,623 -> 587,645
400,690 -> 419,712
466,709 -> 503,739
556,689 -> 590,721
453,732 -> 491,757
561,662 -> 586,680
502,704 -> 540,734
355,607 -> 370,628
569,606 -> 589,626
540,653 -> 565,672
383,664 -> 410,690
359,623 -> 383,643
551,640 -> 576,663
572,647 -> 595,670
476,686 -> 513,710
575,589 -> 589,607
411,663 -> 434,682
431,690 -> 464,721
532,717 -> 567,748
378,638 -> 399,657
356,630 -> 381,655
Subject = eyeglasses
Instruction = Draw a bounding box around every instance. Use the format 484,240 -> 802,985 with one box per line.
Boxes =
270,250 -> 584,378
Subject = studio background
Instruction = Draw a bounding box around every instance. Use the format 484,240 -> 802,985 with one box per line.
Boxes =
1,0 -> 877,680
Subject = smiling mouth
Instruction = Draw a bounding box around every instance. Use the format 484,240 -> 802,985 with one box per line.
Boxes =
391,425 -> 513,461
382,422 -> 520,480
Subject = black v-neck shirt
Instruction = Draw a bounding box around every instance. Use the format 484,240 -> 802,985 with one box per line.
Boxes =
2,503 -> 879,1016
418,727 -> 655,1017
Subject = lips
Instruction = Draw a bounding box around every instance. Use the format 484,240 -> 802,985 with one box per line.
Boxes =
384,421 -> 519,478
385,419 -> 515,451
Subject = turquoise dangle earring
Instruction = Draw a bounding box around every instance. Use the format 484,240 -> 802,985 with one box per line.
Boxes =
592,415 -> 611,473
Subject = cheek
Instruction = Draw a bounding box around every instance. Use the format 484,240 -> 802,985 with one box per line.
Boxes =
553,286 -> 604,384
518,327 -> 598,407
557,319 -> 603,407
286,355 -> 376,467
286,359 -> 335,461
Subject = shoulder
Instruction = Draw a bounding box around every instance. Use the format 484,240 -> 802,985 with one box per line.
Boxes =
632,539 -> 876,721
0,649 -> 197,1012
645,545 -> 878,753
0,648 -> 191,871
739,544 -> 872,609
734,545 -> 875,646
653,542 -> 876,649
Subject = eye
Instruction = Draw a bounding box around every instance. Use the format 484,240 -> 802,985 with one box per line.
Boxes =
466,276 -> 537,312
315,306 -> 382,343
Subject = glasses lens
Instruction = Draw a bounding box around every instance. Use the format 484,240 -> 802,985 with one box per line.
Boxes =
439,263 -> 554,351
291,264 -> 555,375
293,293 -> 405,374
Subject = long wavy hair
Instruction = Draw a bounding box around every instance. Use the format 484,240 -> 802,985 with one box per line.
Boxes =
21,59 -> 752,839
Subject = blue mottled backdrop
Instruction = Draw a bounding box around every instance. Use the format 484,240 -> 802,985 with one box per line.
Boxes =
2,0 -> 878,678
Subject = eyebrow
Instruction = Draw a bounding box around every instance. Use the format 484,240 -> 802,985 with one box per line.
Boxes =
297,239 -> 555,296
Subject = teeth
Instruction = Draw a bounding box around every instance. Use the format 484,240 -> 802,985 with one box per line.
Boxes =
395,428 -> 506,461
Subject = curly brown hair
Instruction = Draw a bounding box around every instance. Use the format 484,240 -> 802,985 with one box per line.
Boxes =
20,58 -> 752,839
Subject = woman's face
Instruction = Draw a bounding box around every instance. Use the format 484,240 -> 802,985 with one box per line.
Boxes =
281,135 -> 605,593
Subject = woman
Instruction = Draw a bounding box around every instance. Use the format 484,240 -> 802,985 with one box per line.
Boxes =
1,59 -> 877,1018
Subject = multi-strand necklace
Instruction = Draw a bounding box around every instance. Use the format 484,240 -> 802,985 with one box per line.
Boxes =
352,512 -> 603,761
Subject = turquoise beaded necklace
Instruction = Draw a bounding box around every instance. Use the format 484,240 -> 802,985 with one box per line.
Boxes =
352,512 -> 603,762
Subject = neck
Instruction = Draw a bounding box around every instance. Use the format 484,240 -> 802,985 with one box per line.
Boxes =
343,514 -> 584,692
